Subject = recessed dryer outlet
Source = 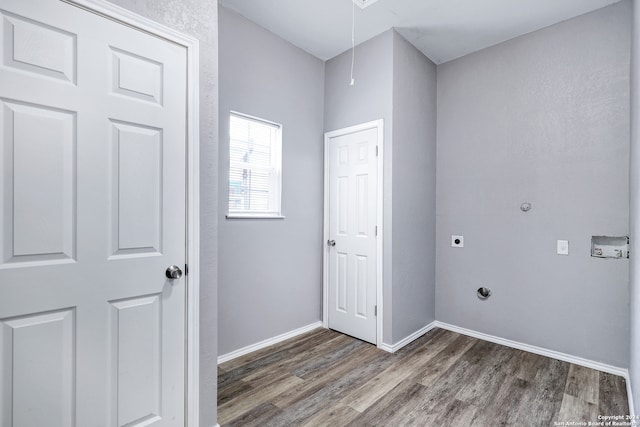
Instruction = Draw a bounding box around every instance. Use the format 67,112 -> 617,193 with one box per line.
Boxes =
591,236 -> 629,259
452,235 -> 464,248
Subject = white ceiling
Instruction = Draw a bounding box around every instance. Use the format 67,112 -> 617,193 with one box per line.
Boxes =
219,0 -> 623,64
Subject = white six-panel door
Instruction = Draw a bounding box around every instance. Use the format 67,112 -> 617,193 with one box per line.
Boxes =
326,125 -> 379,344
0,0 -> 187,425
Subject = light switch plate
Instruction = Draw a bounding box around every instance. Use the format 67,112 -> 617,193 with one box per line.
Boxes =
452,235 -> 464,248
557,240 -> 569,255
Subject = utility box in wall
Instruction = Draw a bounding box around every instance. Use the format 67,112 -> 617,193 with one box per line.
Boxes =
591,236 -> 629,259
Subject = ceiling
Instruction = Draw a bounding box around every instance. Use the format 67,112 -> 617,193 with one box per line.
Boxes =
218,0 -> 623,64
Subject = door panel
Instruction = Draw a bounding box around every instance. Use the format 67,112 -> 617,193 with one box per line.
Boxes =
1,10 -> 77,83
110,295 -> 162,427
337,252 -> 348,313
110,47 -> 163,105
327,126 -> 378,344
1,99 -> 76,265
0,1 -> 187,425
0,309 -> 75,427
110,120 -> 163,257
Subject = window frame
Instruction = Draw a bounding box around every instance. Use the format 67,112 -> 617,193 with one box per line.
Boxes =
226,111 -> 284,219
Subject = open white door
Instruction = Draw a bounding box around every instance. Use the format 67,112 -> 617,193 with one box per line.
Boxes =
324,121 -> 383,345
0,0 -> 188,425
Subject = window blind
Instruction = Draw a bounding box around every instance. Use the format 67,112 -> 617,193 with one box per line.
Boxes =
228,113 -> 282,216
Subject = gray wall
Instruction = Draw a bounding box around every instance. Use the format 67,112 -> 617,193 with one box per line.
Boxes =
106,0 -> 219,425
436,2 -> 631,367
391,33 -> 437,342
630,0 -> 640,413
324,31 -> 395,342
218,7 -> 325,355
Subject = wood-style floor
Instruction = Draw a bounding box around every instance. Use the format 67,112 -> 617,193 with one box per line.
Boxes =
218,327 -> 629,426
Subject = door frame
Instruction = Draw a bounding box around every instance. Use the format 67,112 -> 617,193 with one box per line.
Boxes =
323,119 -> 384,348
60,1 -> 201,425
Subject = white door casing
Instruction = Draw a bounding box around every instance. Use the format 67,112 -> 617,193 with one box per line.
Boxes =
323,120 -> 383,346
0,0 -> 199,425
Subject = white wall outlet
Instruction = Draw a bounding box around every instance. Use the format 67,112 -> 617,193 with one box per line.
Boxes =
557,240 -> 569,255
452,235 -> 464,248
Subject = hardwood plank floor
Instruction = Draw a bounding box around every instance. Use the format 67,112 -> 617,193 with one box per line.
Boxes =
218,328 -> 629,426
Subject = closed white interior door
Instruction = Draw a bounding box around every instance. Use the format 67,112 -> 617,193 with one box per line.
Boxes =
326,126 -> 379,344
0,0 -> 187,426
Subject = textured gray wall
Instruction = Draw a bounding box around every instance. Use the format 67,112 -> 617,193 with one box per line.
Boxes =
630,0 -> 640,413
391,32 -> 437,342
324,31 -> 395,343
218,7 -> 325,355
105,0 -> 219,425
436,2 -> 631,367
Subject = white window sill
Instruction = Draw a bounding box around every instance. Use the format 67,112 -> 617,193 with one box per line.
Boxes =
226,214 -> 286,219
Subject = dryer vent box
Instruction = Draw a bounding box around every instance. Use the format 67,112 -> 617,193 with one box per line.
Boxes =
591,236 -> 629,259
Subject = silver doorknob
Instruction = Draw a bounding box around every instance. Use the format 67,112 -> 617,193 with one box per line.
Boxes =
166,265 -> 183,279
327,240 -> 336,247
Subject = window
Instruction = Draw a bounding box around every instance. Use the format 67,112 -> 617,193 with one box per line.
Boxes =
227,112 -> 283,218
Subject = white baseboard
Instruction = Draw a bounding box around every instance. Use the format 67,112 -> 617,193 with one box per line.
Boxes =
217,321 -> 323,364
627,377 -> 636,418
379,321 -> 437,353
434,321 -> 627,377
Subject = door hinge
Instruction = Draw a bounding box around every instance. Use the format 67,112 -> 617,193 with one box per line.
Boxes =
374,305 -> 378,316
185,263 -> 189,276
375,226 -> 378,236
376,146 -> 379,156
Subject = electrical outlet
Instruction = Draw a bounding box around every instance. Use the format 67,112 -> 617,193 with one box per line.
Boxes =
452,235 -> 464,248
557,240 -> 569,255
